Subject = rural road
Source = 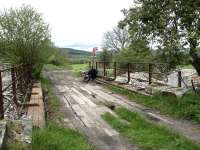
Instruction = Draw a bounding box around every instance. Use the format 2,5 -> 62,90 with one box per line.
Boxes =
45,70 -> 200,150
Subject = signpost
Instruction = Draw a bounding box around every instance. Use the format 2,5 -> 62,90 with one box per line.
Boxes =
92,47 -> 98,69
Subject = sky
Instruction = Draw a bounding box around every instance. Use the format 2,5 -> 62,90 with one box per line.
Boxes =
0,0 -> 133,51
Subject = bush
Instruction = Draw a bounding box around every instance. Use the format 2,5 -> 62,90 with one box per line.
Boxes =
0,5 -> 51,77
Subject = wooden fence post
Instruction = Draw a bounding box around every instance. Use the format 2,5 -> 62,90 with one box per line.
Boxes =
178,71 -> 182,87
127,63 -> 131,83
148,63 -> 152,84
0,71 -> 4,119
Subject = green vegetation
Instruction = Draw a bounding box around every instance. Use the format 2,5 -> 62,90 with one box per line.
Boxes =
0,5 -> 51,77
43,64 -> 71,71
71,63 -> 88,76
60,48 -> 91,64
40,76 -> 63,121
177,65 -> 194,69
3,120 -> 31,150
108,85 -> 200,123
120,0 -> 200,74
99,49 -> 113,63
32,123 -> 91,150
102,107 -> 200,150
31,76 -> 91,149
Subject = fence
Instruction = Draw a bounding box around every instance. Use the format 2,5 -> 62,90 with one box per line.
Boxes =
0,64 -> 32,119
89,61 -> 196,88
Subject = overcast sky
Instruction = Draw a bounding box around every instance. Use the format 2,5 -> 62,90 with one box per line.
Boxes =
0,0 -> 133,51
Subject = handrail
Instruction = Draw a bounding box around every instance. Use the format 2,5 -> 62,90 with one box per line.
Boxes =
0,63 -> 32,119
0,64 -> 23,72
96,61 -> 168,66
93,61 -> 194,88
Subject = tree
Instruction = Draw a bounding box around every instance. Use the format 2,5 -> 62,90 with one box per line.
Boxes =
120,0 -> 200,74
0,5 -> 51,71
102,26 -> 129,52
115,39 -> 152,66
99,49 -> 113,64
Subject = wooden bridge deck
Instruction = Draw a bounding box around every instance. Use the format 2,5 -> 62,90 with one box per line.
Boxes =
44,70 -> 200,149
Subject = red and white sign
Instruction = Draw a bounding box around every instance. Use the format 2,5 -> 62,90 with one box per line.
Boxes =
92,47 -> 98,57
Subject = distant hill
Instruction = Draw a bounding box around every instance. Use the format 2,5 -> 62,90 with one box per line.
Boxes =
59,48 -> 92,63
59,48 -> 91,56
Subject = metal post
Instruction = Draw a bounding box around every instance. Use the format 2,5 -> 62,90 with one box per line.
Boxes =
114,62 -> 117,79
178,71 -> 182,87
28,64 -> 31,82
23,64 -> 27,90
148,63 -> 152,84
0,71 -> 4,119
127,63 -> 130,83
18,66 -> 23,93
89,62 -> 91,69
96,62 -> 98,70
11,67 -> 18,106
103,61 -> 106,77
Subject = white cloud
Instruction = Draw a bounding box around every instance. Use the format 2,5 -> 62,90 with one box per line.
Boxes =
0,0 -> 133,51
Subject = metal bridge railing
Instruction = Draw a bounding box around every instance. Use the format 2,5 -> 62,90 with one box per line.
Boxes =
0,64 -> 32,119
90,61 -> 198,90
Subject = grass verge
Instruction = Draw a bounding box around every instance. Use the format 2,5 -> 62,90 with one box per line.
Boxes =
102,107 -> 200,150
70,63 -> 88,76
108,85 -> 200,123
40,76 -> 63,121
32,123 -> 91,150
31,75 -> 91,150
43,64 -> 71,71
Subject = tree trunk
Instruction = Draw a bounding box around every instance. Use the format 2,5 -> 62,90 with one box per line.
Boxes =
189,38 -> 200,76
191,54 -> 200,76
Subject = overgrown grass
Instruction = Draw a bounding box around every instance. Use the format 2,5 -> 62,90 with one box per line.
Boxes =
31,75 -> 91,150
40,76 -> 63,121
43,63 -> 71,71
32,123 -> 91,150
71,63 -> 88,76
108,85 -> 200,123
102,108 -> 200,150
177,65 -> 194,69
3,121 -> 30,150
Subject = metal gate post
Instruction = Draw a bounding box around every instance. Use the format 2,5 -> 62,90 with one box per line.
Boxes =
114,62 -> 117,80
148,63 -> 152,84
0,71 -> 4,119
89,62 -> 91,69
11,67 -> 18,106
127,63 -> 130,83
103,61 -> 106,77
96,62 -> 98,70
178,71 -> 182,87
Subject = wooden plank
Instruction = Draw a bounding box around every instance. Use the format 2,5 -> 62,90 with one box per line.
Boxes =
70,93 -> 86,105
71,88 -> 97,107
72,104 -> 94,127
27,82 -> 45,128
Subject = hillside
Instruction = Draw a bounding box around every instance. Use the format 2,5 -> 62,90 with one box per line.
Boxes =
59,48 -> 91,57
59,48 -> 92,63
